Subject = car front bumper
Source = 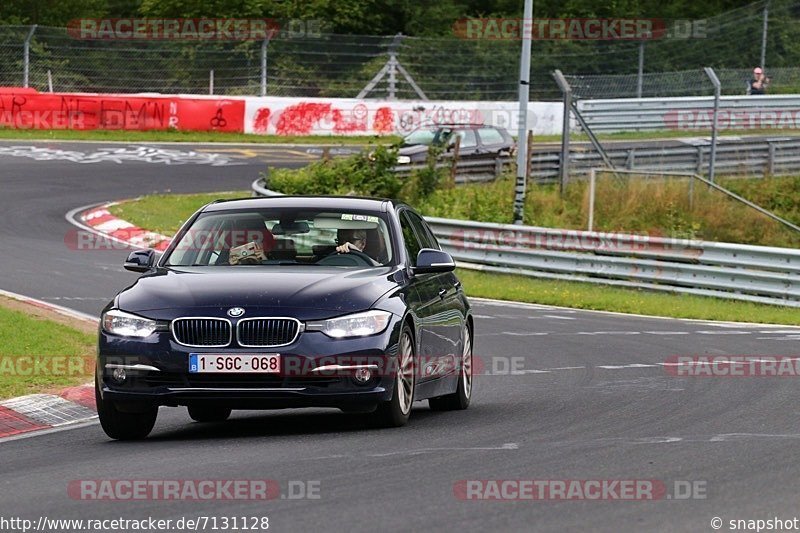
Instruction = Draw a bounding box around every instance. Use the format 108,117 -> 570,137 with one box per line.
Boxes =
98,315 -> 403,410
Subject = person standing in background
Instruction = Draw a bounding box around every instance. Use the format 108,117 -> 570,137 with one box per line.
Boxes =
749,67 -> 770,95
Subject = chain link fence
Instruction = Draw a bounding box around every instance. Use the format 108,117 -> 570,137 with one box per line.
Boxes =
1,0 -> 799,100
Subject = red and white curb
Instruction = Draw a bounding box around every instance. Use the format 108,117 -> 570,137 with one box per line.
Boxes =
0,290 -> 99,441
80,201 -> 172,251
1,201 -> 171,441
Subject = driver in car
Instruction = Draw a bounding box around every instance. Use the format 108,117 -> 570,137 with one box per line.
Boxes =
336,229 -> 367,255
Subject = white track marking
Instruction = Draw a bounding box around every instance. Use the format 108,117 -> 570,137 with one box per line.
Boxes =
1,394 -> 96,427
597,364 -> 659,369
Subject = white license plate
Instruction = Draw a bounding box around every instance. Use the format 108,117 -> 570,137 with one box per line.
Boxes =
189,353 -> 280,373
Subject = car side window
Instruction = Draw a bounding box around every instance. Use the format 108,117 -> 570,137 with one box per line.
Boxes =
478,127 -> 506,146
450,129 -> 477,149
399,211 -> 423,266
406,211 -> 440,250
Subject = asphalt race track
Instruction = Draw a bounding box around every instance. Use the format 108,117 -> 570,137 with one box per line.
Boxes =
2,140 -> 800,532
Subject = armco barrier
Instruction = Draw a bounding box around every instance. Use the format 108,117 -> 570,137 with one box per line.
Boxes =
578,95 -> 800,133
0,89 -> 565,136
251,180 -> 800,307
0,88 -> 244,132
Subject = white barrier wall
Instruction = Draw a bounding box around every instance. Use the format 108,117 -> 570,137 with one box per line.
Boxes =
243,96 -> 563,136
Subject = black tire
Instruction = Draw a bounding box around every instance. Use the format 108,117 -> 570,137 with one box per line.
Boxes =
95,381 -> 157,440
429,324 -> 472,411
187,405 -> 232,423
370,324 -> 415,428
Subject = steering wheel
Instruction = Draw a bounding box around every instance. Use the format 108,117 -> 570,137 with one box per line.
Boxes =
316,249 -> 377,267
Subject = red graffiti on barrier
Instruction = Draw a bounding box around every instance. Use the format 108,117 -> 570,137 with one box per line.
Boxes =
0,89 -> 244,132
252,107 -> 271,133
373,107 -> 394,134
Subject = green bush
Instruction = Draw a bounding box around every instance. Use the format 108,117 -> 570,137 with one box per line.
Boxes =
265,144 -> 447,204
266,145 -> 402,198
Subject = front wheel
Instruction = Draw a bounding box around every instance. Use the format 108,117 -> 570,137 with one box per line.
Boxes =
429,324 -> 472,411
95,381 -> 158,440
188,405 -> 232,423
370,324 -> 415,427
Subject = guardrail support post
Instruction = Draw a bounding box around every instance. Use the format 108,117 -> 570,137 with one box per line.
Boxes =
767,142 -> 776,177
704,67 -> 721,183
23,25 -> 37,88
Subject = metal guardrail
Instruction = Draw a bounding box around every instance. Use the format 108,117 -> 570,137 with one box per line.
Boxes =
251,180 -> 800,307
427,217 -> 800,308
398,136 -> 800,182
577,95 -> 800,133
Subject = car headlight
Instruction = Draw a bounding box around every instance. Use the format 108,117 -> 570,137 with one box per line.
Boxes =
102,309 -> 157,338
307,310 -> 392,338
396,155 -> 411,164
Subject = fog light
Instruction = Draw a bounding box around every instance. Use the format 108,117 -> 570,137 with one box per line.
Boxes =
111,367 -> 127,384
353,368 -> 372,384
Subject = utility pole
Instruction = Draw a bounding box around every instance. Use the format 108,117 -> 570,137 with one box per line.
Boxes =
512,0 -> 533,225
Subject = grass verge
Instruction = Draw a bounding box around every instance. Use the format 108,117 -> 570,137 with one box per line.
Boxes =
456,269 -> 800,325
0,127 -> 793,145
110,192 -> 800,324
0,298 -> 96,399
109,191 -> 247,235
0,128 -> 399,145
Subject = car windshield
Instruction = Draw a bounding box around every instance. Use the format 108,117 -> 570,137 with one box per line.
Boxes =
402,128 -> 437,146
164,208 -> 394,268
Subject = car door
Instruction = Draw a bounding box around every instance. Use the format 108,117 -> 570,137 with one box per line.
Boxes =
451,129 -> 479,156
408,211 -> 465,361
398,209 -> 447,377
477,127 -> 512,156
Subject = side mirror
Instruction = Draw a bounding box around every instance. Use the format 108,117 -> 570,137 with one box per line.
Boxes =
124,250 -> 156,273
413,248 -> 455,274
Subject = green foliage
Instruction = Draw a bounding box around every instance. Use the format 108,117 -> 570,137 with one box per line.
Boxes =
266,145 -> 450,203
267,145 -> 404,199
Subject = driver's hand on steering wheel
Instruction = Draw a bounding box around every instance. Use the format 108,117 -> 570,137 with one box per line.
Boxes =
336,241 -> 361,254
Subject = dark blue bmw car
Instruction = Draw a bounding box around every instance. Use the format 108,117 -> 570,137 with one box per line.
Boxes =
97,196 -> 473,439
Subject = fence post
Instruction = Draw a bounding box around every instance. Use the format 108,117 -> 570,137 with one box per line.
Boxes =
588,168 -> 596,232
209,69 -> 214,95
761,1 -> 770,71
450,135 -> 461,186
552,70 -> 572,196
260,37 -> 269,97
46,69 -> 53,92
704,67 -> 721,183
23,25 -> 37,88
637,41 -> 645,98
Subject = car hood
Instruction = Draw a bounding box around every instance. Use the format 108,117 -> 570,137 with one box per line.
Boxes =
117,266 -> 399,316
398,144 -> 430,156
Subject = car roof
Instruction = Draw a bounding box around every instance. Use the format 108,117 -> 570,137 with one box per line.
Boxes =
414,123 -> 500,129
202,195 -> 396,213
